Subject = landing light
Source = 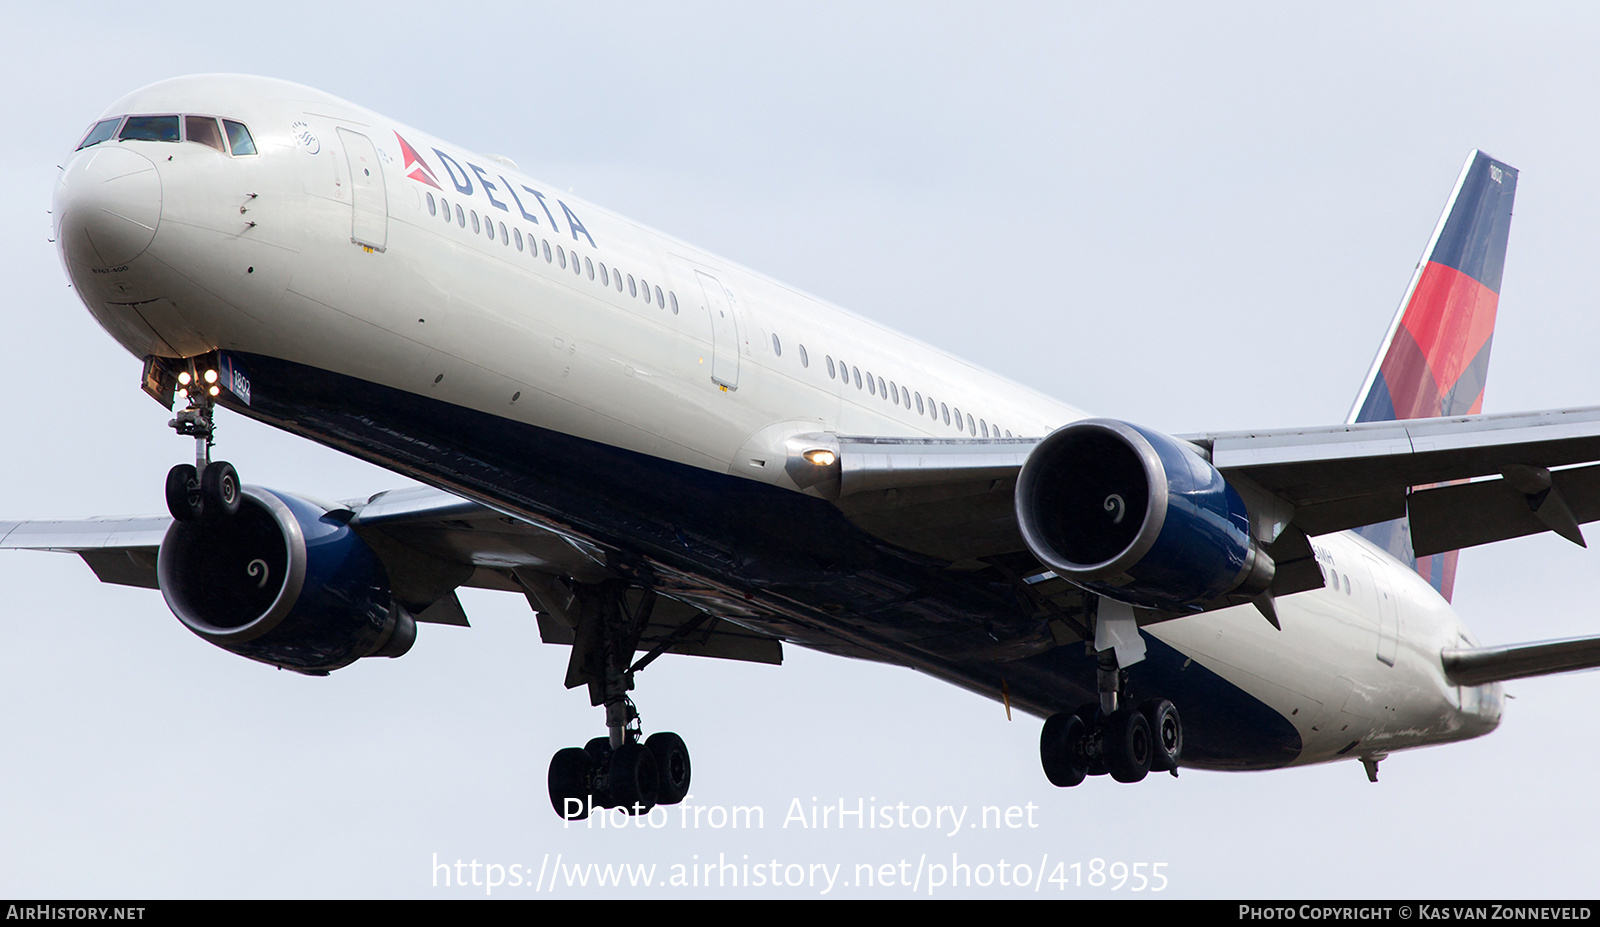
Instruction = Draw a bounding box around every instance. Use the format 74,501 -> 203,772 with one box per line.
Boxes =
177,371 -> 191,386
804,449 -> 837,467
208,385 -> 220,397
176,388 -> 188,401
204,369 -> 218,384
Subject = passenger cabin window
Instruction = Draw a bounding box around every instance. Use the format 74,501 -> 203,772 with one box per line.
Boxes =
120,115 -> 180,142
222,120 -> 256,156
185,116 -> 225,152
426,193 -> 437,217
77,117 -> 121,150
772,334 -> 782,356
798,345 -> 809,368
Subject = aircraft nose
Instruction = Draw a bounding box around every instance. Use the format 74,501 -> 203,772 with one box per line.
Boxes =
54,146 -> 162,268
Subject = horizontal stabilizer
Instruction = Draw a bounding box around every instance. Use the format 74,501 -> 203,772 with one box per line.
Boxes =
1442,635 -> 1600,686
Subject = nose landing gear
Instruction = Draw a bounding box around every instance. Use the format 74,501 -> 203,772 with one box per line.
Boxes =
163,363 -> 241,524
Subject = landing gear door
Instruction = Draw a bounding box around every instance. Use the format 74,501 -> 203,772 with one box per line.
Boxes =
337,128 -> 388,252
697,270 -> 739,389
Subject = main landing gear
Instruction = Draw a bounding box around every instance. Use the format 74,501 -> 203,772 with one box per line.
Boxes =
544,582 -> 693,820
163,364 -> 241,524
1039,598 -> 1184,787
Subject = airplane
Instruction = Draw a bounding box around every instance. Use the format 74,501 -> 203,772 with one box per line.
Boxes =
22,73 -> 1600,819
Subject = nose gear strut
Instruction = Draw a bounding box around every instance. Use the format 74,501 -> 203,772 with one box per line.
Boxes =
164,359 -> 241,523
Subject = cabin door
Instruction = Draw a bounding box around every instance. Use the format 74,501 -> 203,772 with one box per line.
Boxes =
697,270 -> 739,389
338,128 -> 388,252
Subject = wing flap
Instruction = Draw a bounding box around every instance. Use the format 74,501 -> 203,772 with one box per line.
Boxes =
77,548 -> 160,589
1408,463 -> 1600,556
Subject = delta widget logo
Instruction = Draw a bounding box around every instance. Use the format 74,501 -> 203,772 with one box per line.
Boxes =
395,132 -> 442,189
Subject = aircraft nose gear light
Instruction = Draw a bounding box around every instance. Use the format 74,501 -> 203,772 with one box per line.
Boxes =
164,359 -> 242,523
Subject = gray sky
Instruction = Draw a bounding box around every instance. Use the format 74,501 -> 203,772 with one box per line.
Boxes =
3,1 -> 1599,898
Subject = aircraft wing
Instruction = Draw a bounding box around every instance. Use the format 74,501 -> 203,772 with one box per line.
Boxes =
1185,405 -> 1600,549
0,485 -> 782,666
822,404 -> 1600,568
0,516 -> 170,588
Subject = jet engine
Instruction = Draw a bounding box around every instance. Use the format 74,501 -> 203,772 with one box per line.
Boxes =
1015,419 -> 1273,611
157,487 -> 415,674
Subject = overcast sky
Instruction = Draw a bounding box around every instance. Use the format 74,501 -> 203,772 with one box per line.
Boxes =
3,1 -> 1600,899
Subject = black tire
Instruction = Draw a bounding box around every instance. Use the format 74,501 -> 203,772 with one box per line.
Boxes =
607,742 -> 659,813
582,737 -> 615,806
1140,699 -> 1182,772
1039,712 -> 1088,787
165,464 -> 203,522
1104,707 -> 1152,783
646,732 -> 692,804
1076,703 -> 1109,776
200,461 -> 241,522
548,747 -> 594,820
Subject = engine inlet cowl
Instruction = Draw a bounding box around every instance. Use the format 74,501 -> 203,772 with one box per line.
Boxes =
1015,419 -> 1270,611
157,486 -> 414,674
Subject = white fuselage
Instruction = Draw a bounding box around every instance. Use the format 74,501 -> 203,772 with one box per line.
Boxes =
53,75 -> 1502,771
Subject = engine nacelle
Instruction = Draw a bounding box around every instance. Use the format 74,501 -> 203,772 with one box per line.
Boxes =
157,487 -> 415,674
1015,419 -> 1273,611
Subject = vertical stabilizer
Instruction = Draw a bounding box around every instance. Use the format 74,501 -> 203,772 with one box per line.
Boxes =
1350,150 -> 1517,601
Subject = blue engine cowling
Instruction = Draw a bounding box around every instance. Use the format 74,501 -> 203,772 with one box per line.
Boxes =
1015,419 -> 1273,611
157,487 -> 415,674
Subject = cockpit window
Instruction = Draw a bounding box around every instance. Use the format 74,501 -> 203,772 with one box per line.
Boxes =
119,115 -> 180,142
223,120 -> 256,156
76,118 -> 122,150
185,116 -> 225,152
